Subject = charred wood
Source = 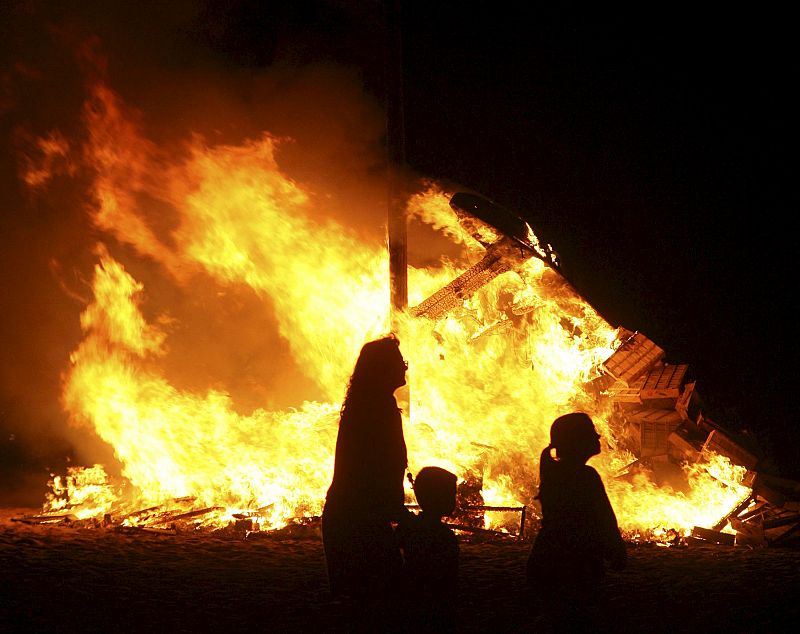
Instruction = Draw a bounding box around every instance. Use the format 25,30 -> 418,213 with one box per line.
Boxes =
115,525 -> 177,535
762,514 -> 800,530
736,501 -> 769,522
410,237 -> 525,320
445,523 -> 520,540
689,526 -> 735,546
714,494 -> 756,531
771,521 -> 800,546
144,506 -> 224,527
11,514 -> 77,525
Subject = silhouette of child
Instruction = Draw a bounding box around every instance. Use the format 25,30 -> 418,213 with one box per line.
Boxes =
400,466 -> 459,633
526,412 -> 626,632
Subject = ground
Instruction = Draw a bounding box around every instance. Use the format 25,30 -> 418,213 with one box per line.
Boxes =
2,507 -> 799,633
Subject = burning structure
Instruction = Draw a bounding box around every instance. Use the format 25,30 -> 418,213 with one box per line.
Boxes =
7,42 -> 799,548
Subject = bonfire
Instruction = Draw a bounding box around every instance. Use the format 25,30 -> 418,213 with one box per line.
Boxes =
15,52 -> 800,549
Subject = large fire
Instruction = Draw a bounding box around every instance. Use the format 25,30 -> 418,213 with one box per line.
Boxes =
24,66 -> 750,539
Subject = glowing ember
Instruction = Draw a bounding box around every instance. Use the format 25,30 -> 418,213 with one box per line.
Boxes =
28,68 -> 750,538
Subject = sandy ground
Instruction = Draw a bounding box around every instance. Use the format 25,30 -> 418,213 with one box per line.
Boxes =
2,507 -> 799,633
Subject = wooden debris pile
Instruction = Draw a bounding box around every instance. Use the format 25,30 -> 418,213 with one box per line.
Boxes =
602,328 -> 800,547
11,497 -> 282,537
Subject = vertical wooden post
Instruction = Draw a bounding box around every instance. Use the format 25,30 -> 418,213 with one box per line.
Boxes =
384,1 -> 410,425
385,0 -> 407,320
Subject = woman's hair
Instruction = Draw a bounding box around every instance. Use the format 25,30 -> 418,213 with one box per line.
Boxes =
537,444 -> 558,497
340,334 -> 403,416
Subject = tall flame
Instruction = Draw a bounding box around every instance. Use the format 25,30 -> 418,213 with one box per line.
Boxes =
39,76 -> 749,533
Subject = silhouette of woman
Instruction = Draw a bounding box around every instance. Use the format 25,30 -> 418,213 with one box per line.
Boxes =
526,412 -> 627,632
321,334 -> 411,629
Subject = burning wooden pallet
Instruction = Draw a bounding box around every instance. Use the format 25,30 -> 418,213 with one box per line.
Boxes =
411,237 -> 525,319
411,192 -> 558,319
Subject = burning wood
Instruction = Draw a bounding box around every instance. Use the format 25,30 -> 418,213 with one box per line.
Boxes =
412,236 -> 526,319
598,323 -> 800,548
12,513 -> 78,525
115,525 -> 178,535
445,520 -> 522,540
701,429 -> 759,471
690,526 -> 735,546
713,493 -> 755,531
603,329 -> 665,386
142,506 -> 224,527
686,471 -> 800,547
460,505 -> 527,540
121,504 -> 164,520
20,175 -> 794,547
404,503 -> 527,540
412,192 -> 559,319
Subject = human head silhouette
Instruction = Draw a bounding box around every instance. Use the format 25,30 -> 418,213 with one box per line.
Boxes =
346,334 -> 407,398
549,412 -> 601,463
413,466 -> 457,519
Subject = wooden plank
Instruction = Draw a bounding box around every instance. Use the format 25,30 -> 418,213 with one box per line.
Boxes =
115,525 -> 177,535
641,363 -> 688,391
640,364 -> 689,408
12,514 -> 77,525
730,517 -> 764,536
701,429 -> 759,470
676,382 -> 702,422
607,377 -> 645,404
762,513 -> 800,530
145,506 -> 224,527
667,430 -> 702,462
737,501 -> 768,522
602,330 -> 665,386
690,526 -> 735,546
410,237 -> 526,319
444,523 -> 519,540
626,407 -> 683,457
713,494 -> 756,531
771,521 -> 800,546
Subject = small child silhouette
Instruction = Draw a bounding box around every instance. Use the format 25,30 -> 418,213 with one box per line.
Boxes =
401,466 -> 460,633
526,412 -> 627,632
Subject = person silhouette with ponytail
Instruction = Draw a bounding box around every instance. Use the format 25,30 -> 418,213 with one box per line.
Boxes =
526,412 -> 626,632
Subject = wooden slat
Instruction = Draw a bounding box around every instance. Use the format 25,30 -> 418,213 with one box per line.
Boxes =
702,429 -> 759,470
607,377 -> 645,403
690,526 -> 735,546
640,364 -> 689,408
602,331 -> 664,385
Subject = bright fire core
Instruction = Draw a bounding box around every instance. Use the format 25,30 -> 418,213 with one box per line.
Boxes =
35,76 -> 749,538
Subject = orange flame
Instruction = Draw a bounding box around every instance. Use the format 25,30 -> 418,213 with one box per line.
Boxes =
38,76 -> 749,535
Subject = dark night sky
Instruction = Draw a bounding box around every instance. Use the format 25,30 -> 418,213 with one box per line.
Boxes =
1,2 -> 798,497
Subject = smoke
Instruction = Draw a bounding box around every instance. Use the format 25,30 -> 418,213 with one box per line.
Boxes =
0,2 -> 448,504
